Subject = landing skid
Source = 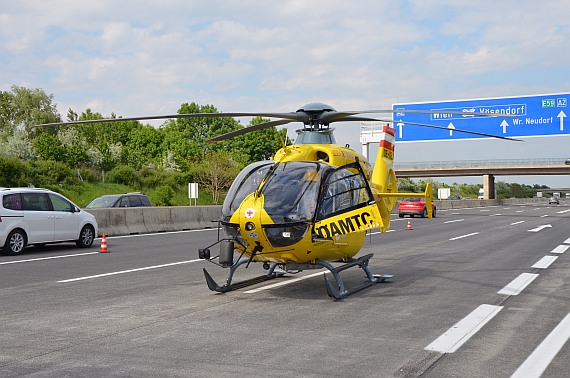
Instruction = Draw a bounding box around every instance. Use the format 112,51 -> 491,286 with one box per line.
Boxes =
318,253 -> 393,299
203,257 -> 283,293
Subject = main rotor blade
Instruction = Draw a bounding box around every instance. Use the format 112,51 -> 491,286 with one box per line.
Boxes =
207,119 -> 292,143
373,118 -> 522,141
33,111 -> 308,128
323,108 -> 518,122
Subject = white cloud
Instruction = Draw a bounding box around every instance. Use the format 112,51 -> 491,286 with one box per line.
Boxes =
1,1 -> 570,185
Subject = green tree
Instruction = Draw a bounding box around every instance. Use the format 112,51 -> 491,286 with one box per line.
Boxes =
124,124 -> 164,169
33,133 -> 67,162
229,116 -> 290,166
0,86 -> 61,135
161,102 -> 242,163
194,150 -> 241,204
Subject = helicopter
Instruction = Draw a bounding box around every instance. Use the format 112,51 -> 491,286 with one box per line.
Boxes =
35,102 -> 518,299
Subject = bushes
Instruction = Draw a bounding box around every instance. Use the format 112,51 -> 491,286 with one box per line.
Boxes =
107,165 -> 137,186
0,155 -> 29,186
154,185 -> 175,206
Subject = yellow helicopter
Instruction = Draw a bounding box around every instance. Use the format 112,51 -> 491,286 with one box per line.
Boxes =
36,103 -> 517,298
191,102 -> 516,298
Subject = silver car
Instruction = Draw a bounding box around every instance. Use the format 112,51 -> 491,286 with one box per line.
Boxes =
0,187 -> 98,255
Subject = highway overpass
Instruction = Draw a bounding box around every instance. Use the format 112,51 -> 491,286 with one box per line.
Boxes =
393,158 -> 570,199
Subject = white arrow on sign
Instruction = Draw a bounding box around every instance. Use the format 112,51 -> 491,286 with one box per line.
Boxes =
397,121 -> 404,139
528,224 -> 552,232
500,119 -> 509,134
558,110 -> 566,131
447,122 -> 455,136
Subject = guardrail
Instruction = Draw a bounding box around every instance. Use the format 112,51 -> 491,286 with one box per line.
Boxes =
86,206 -> 223,236
85,197 -> 547,237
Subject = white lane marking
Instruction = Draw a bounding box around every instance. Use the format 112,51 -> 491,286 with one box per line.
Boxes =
489,214 -> 501,217
480,209 -> 490,212
564,237 -> 570,244
515,210 -> 524,213
369,229 -> 395,236
528,224 -> 552,232
444,219 -> 464,224
532,256 -> 558,269
58,259 -> 203,283
449,232 -> 479,241
511,312 -> 570,378
540,214 -> 549,218
244,271 -> 325,294
510,221 -> 525,226
425,304 -> 503,353
551,245 -> 569,254
0,252 -> 99,265
557,209 -> 570,214
498,273 -> 539,295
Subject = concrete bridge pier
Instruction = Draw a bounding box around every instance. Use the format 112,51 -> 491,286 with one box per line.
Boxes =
484,174 -> 495,199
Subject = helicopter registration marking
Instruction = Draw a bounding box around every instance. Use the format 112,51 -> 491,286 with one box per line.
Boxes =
245,208 -> 255,218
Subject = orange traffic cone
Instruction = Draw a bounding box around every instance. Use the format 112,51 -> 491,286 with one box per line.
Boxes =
406,219 -> 413,231
99,233 -> 109,253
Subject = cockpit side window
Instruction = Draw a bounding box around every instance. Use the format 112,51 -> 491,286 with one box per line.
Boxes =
316,163 -> 373,221
221,161 -> 274,218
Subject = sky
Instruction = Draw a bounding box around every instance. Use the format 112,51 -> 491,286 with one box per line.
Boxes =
1,0 -> 570,187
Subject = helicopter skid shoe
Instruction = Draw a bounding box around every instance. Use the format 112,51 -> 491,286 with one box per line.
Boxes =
319,253 -> 392,299
203,258 -> 282,293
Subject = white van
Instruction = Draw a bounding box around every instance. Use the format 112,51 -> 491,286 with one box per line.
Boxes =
477,188 -> 484,199
0,188 -> 98,255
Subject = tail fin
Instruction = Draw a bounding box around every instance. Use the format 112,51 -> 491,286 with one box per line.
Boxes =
370,125 -> 398,231
371,125 -> 434,231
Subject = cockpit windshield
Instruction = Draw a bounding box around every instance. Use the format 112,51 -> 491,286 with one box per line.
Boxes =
261,162 -> 325,224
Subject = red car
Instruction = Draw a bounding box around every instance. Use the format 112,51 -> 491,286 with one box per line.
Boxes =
398,197 -> 436,218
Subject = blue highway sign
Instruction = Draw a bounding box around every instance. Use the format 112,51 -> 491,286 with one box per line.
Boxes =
392,93 -> 569,142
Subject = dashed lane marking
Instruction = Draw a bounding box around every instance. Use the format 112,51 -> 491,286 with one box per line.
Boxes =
551,245 -> 569,254
444,219 -> 464,224
425,304 -> 503,353
449,232 -> 479,241
531,256 -> 558,269
498,273 -> 539,296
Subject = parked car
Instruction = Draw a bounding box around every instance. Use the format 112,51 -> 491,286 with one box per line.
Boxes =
549,197 -> 560,205
86,192 -> 152,208
447,195 -> 463,200
565,158 -> 570,165
398,197 -> 437,218
0,187 -> 98,255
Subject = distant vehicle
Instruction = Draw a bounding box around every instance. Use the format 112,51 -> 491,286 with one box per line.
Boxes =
398,197 -> 437,218
0,187 -> 98,255
549,197 -> 560,205
447,195 -> 463,200
564,158 -> 570,165
477,188 -> 484,199
86,193 -> 152,208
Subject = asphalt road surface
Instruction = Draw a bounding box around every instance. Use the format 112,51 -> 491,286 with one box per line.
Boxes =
1,202 -> 569,377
